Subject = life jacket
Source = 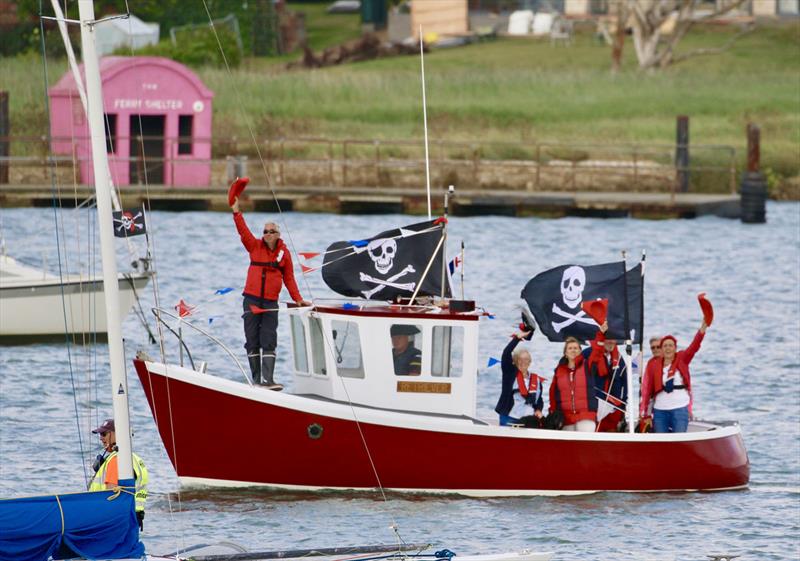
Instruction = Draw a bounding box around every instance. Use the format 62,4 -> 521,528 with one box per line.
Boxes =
516,371 -> 544,401
551,355 -> 597,425
89,450 -> 149,512
651,357 -> 691,395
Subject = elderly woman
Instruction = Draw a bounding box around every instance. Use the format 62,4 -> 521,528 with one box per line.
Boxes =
549,337 -> 598,432
640,320 -> 709,433
495,328 -> 542,426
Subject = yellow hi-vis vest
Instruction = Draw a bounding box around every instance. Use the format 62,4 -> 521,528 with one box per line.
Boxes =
89,451 -> 149,512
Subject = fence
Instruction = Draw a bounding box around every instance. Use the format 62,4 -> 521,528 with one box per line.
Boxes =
0,135 -> 738,195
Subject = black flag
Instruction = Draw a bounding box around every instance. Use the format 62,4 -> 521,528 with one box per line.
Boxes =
521,261 -> 643,343
322,219 -> 450,301
112,209 -> 147,238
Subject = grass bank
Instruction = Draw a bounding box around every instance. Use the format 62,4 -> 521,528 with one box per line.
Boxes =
2,15 -> 798,181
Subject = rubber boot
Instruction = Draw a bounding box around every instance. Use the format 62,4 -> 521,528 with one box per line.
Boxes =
248,354 -> 261,385
261,354 -> 282,391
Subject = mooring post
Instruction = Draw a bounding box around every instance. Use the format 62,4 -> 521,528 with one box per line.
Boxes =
675,115 -> 690,193
740,123 -> 767,223
0,91 -> 8,184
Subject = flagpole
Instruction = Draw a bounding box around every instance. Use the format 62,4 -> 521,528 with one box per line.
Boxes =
621,250 -> 636,433
440,185 -> 453,299
419,25 -> 432,221
639,250 -> 646,350
409,233 -> 445,306
460,240 -> 465,300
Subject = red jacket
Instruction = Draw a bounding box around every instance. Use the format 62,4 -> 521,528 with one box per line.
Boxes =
640,329 -> 705,417
234,213 -> 302,302
549,354 -> 597,426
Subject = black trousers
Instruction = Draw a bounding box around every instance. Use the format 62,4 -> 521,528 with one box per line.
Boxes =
242,298 -> 278,358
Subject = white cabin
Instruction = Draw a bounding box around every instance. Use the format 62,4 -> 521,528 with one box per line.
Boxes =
286,302 -> 481,418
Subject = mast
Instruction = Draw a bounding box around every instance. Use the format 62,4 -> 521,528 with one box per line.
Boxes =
77,0 -> 133,480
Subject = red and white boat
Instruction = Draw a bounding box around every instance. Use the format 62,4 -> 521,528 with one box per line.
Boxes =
134,298 -> 749,496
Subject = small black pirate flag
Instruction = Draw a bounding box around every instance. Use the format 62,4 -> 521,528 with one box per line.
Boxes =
112,209 -> 147,238
322,219 -> 450,301
521,261 -> 643,343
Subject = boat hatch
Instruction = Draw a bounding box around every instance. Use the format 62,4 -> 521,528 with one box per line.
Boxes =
287,304 -> 480,417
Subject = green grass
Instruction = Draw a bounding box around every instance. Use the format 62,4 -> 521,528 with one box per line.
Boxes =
2,17 -> 798,178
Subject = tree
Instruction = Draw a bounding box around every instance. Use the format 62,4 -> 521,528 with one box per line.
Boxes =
614,0 -> 754,70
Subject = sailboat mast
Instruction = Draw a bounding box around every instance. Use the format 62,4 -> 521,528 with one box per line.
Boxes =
77,0 -> 133,480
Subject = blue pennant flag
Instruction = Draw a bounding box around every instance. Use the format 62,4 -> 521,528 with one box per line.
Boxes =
487,357 -> 500,367
342,303 -> 358,310
349,239 -> 369,248
214,287 -> 233,295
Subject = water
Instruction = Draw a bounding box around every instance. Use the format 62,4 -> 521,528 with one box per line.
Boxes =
1,203 -> 799,560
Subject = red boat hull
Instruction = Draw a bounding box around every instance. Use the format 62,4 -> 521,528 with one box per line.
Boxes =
134,360 -> 749,495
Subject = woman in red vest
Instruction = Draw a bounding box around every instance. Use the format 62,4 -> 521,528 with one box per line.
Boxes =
640,320 -> 708,433
549,337 -> 597,432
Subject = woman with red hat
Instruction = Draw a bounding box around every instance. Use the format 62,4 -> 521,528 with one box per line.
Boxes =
639,319 -> 709,433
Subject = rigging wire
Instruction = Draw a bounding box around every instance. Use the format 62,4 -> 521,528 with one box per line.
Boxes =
37,0 -> 89,487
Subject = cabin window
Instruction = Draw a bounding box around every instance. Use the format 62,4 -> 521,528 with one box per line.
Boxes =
332,320 -> 364,379
178,115 -> 193,155
309,316 -> 327,376
104,113 -> 117,154
290,315 -> 308,373
390,323 -> 423,376
431,326 -> 464,378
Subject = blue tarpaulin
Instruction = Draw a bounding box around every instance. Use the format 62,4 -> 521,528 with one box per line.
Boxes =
0,478 -> 144,561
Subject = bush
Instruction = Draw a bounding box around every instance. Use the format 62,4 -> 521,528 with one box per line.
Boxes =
127,27 -> 242,68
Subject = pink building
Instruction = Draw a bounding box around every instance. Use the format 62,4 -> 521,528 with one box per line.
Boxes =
49,56 -> 214,187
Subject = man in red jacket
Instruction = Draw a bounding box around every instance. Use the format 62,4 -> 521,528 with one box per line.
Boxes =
231,196 -> 309,390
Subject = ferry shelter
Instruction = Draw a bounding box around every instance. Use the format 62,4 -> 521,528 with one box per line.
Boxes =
49,56 -> 214,187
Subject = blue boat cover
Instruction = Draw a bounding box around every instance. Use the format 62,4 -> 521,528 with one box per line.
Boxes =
0,478 -> 144,561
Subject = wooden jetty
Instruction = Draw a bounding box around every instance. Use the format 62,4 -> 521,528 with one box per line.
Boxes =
0,184 -> 741,219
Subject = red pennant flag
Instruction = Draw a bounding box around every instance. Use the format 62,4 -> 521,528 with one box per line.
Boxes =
228,177 -> 249,206
175,299 -> 195,318
433,216 -> 448,225
249,304 -> 271,315
698,292 -> 714,326
299,252 -> 320,260
301,264 -> 317,274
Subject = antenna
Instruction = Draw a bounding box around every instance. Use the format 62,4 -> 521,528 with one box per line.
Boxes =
419,25 -> 432,220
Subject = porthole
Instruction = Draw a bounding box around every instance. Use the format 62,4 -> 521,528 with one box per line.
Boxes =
307,423 -> 323,440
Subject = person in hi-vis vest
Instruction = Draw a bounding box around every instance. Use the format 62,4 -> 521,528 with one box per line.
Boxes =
88,418 -> 148,531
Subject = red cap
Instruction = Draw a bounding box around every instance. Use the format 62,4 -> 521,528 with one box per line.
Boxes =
698,292 -> 714,326
228,177 -> 249,206
581,298 -> 608,326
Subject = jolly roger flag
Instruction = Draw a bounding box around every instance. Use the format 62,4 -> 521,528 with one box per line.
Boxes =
521,261 -> 643,343
112,209 -> 147,238
322,219 -> 451,301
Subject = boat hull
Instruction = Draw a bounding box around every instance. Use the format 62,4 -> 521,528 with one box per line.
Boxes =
135,360 -> 749,496
0,273 -> 150,338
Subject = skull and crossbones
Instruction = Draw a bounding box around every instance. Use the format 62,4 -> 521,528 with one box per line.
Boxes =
551,266 -> 596,333
367,238 -> 396,275
113,211 -> 143,233
360,265 -> 416,299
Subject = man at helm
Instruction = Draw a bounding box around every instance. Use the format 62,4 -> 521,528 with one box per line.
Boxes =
88,418 -> 148,531
391,324 -> 422,376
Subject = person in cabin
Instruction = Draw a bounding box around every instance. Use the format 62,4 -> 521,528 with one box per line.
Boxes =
391,324 -> 423,375
586,321 -> 627,432
231,193 -> 310,390
639,320 -> 709,433
88,418 -> 148,531
495,324 -> 543,426
549,337 -> 598,432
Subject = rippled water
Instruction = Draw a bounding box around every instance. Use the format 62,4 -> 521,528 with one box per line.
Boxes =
1,203 -> 798,560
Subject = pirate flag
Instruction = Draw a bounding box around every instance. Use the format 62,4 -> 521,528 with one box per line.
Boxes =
322,219 -> 450,301
521,261 -> 643,343
112,209 -> 147,238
